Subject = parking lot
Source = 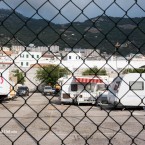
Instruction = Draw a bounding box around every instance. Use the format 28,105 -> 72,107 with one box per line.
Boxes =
0,93 -> 145,145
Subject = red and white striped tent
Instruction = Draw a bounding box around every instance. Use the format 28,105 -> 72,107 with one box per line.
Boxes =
75,77 -> 104,83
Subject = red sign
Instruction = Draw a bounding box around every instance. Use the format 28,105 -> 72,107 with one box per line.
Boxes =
0,77 -> 4,84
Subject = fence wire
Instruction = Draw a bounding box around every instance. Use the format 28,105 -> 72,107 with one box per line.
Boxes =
0,0 -> 145,145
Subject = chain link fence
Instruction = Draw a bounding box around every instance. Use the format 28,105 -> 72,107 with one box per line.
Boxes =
0,0 -> 145,144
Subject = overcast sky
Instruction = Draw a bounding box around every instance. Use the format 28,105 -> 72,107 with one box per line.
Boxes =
0,0 -> 145,23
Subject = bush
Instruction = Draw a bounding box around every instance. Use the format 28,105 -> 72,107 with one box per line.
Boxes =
122,68 -> 145,74
82,67 -> 107,76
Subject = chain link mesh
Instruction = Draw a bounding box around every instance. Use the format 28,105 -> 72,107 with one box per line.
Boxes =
0,0 -> 145,144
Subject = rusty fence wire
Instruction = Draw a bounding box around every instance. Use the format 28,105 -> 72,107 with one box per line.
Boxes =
0,0 -> 145,145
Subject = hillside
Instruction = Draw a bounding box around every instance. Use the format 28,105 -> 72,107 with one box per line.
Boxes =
0,9 -> 145,55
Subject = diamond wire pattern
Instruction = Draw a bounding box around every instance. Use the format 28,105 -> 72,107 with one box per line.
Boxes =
0,0 -> 145,144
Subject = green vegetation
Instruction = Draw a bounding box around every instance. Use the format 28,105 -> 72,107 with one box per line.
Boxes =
13,69 -> 25,84
122,68 -> 145,74
82,67 -> 107,76
0,9 -> 145,55
36,65 -> 69,86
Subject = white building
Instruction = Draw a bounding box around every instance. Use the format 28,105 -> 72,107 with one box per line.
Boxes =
84,49 -> 100,57
11,45 -> 60,53
11,45 -> 25,52
66,52 -> 82,61
0,47 -> 11,51
14,51 -> 42,68
49,45 -> 59,53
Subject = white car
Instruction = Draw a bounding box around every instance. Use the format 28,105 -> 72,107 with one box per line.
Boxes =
43,86 -> 55,95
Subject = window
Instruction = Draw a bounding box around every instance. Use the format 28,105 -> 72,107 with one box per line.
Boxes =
37,55 -> 39,58
26,54 -> 29,58
0,64 -> 5,67
20,54 -> 24,58
85,84 -> 95,92
85,84 -> 91,91
69,56 -> 71,59
21,62 -> 23,66
26,62 -> 29,66
32,55 -> 34,58
97,84 -> 107,91
114,81 -> 121,91
129,81 -> 144,90
71,84 -> 78,91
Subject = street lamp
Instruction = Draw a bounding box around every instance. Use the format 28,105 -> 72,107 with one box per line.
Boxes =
115,42 -> 120,71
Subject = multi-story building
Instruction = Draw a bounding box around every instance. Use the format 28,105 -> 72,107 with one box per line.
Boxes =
14,51 -> 42,68
11,45 -> 60,54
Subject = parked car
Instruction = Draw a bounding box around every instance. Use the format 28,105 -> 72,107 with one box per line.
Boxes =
43,86 -> 55,95
17,86 -> 29,96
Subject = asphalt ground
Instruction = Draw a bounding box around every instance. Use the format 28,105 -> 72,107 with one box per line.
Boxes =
0,93 -> 145,145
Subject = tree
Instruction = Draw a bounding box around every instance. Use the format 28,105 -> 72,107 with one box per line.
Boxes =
36,65 -> 69,86
13,69 -> 25,85
82,67 -> 107,76
122,68 -> 145,74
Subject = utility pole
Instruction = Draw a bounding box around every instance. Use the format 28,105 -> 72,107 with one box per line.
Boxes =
115,42 -> 120,71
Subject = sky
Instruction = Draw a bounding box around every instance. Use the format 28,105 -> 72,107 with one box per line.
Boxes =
0,0 -> 145,24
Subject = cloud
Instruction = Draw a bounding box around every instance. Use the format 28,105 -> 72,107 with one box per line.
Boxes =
0,0 -> 145,23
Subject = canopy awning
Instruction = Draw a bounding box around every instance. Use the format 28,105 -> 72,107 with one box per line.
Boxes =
75,77 -> 103,83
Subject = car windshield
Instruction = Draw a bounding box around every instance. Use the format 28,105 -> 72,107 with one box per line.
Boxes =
44,86 -> 52,89
18,87 -> 28,91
